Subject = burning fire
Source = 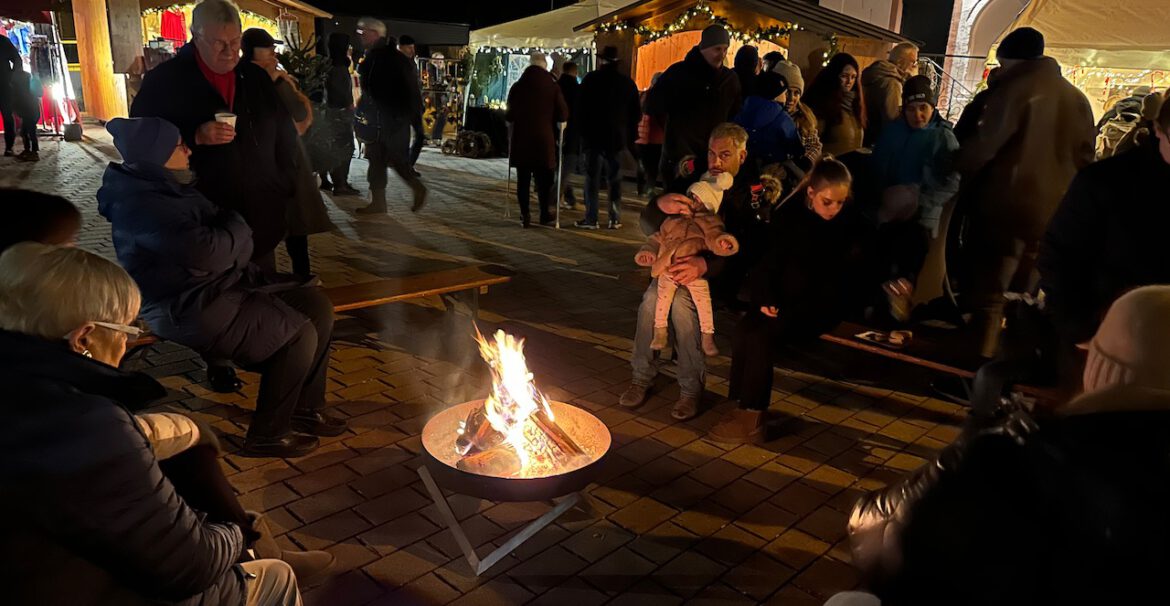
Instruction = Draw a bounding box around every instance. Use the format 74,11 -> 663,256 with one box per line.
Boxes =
453,328 -> 586,478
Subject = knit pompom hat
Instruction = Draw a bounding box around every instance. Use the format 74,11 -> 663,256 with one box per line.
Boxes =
687,171 -> 734,214
1083,285 -> 1170,394
771,60 -> 804,91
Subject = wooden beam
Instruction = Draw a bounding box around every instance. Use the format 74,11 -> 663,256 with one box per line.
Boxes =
107,0 -> 145,73
72,0 -> 126,120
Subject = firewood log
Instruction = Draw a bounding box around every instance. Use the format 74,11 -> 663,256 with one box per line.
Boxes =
531,408 -> 586,457
455,404 -> 505,456
456,445 -> 521,477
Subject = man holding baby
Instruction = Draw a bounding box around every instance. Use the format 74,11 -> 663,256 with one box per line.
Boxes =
620,123 -> 774,423
132,0 -> 298,274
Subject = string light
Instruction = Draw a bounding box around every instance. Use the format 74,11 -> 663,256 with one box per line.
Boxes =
596,1 -> 801,44
821,34 -> 840,67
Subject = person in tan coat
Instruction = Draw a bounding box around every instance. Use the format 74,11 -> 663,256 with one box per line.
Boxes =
636,171 -> 739,357
956,27 -> 1095,357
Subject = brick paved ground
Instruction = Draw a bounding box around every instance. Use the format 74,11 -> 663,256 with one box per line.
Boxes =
1,125 -> 966,605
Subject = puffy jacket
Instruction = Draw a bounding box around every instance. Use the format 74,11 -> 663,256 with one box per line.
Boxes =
97,161 -> 304,360
645,46 -> 742,166
131,44 -> 297,259
733,95 -> 804,167
850,386 -> 1170,605
860,59 -> 906,146
871,112 -> 960,235
0,329 -> 246,606
956,57 -> 1095,241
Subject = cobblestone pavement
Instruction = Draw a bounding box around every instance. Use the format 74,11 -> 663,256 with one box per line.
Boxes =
1,125 -> 965,605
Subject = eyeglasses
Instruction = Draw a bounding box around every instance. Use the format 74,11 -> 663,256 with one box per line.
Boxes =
93,321 -> 144,338
199,35 -> 242,53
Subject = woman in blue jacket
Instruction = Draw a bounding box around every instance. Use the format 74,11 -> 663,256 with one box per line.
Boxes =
97,117 -> 346,458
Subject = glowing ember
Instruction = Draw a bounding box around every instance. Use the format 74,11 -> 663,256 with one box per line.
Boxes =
453,328 -> 586,478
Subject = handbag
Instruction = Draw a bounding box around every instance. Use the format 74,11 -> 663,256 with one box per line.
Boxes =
353,93 -> 381,143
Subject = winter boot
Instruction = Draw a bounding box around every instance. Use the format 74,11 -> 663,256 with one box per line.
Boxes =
650,326 -> 669,350
249,512 -> 336,585
618,382 -> 650,408
708,409 -> 764,445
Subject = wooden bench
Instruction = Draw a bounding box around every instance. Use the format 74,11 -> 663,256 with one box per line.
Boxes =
126,264 -> 514,353
819,321 -> 1064,408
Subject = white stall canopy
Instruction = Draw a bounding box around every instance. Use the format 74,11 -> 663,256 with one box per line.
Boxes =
1007,0 -> 1170,70
469,0 -> 639,52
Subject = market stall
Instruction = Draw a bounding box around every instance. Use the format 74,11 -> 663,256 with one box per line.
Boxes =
576,0 -> 911,89
1001,0 -> 1170,120
0,11 -> 79,139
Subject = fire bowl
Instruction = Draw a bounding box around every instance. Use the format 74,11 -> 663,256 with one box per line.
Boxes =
421,399 -> 612,502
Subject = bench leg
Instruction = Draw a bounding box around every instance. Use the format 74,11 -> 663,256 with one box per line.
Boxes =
441,288 -> 480,322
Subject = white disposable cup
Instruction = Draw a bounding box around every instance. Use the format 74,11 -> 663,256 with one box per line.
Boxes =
214,112 -> 237,128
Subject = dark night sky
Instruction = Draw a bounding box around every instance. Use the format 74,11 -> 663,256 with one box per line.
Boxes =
309,0 -> 578,29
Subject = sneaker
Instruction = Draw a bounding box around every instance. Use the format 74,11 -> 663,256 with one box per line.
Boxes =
618,383 -> 651,408
2,149 -> 12,157
574,220 -> 599,230
560,200 -> 576,210
607,220 -> 623,230
16,151 -> 39,162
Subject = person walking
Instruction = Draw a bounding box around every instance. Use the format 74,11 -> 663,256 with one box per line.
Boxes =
804,52 -> 866,156
861,42 -> 919,146
98,117 -> 346,458
575,46 -> 640,230
557,61 -> 582,209
506,53 -> 568,228
12,67 -> 41,162
398,34 -> 425,174
645,24 -> 742,183
957,27 -> 1095,358
0,34 -> 18,157
354,17 -> 427,214
317,33 -> 360,196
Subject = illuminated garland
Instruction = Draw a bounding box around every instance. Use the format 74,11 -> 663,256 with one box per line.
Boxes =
478,45 -> 593,56
821,34 -> 839,66
596,1 -> 800,44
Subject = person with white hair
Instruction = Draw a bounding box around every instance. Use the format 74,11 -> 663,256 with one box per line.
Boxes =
505,51 -> 569,227
846,285 -> 1170,605
861,41 -> 919,146
353,15 -> 428,214
0,243 -> 304,605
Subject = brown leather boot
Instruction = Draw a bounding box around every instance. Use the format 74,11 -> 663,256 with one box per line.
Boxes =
618,383 -> 650,408
708,409 -> 764,445
249,512 -> 336,585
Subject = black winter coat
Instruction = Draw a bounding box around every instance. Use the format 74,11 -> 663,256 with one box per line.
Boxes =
506,66 -> 569,170
1039,144 -> 1170,345
358,40 -> 421,128
578,63 -> 641,153
748,200 -> 870,331
325,62 -> 353,109
558,73 -> 582,153
645,46 -> 742,165
0,330 -> 246,606
131,44 -> 297,259
853,386 -> 1170,606
97,162 -> 306,361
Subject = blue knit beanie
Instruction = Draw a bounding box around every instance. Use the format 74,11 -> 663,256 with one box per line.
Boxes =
106,117 -> 181,166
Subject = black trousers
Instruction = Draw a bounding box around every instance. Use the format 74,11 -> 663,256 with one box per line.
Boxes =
366,128 -> 417,199
516,167 -> 554,222
408,114 -> 425,166
284,235 -> 310,278
0,90 -> 14,151
20,113 -> 38,152
637,143 -> 662,194
158,444 -> 255,542
328,161 -> 351,188
728,310 -> 835,411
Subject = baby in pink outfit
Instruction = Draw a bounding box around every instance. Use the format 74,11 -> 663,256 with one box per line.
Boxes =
635,172 -> 740,356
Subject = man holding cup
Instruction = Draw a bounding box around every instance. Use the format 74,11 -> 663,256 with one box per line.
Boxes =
132,0 -> 297,272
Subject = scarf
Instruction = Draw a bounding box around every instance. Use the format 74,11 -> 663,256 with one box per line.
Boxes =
840,89 -> 855,117
195,50 -> 236,110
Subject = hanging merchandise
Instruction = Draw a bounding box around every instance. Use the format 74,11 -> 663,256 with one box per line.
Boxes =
277,10 -> 300,49
159,9 -> 186,43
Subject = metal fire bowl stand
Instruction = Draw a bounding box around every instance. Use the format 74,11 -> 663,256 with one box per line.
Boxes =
418,400 -> 612,576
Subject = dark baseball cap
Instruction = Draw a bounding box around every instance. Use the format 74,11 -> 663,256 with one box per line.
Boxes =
242,28 -> 282,52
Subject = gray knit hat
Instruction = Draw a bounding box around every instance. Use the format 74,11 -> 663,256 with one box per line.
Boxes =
699,25 -> 730,50
771,60 -> 804,91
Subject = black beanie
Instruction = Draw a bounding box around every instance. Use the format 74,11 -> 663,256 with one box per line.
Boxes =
754,71 -> 789,100
902,75 -> 936,106
699,25 -> 730,50
997,27 -> 1045,61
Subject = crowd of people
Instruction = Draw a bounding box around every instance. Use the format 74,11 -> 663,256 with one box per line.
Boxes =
3,0 -> 1170,600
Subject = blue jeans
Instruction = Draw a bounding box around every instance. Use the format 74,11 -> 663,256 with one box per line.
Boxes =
584,148 -> 622,224
631,280 -> 705,397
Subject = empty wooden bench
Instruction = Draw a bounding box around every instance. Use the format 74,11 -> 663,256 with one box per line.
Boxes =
126,265 -> 514,354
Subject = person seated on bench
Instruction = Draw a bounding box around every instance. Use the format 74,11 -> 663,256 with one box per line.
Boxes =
869,76 -> 959,322
847,285 -> 1170,605
0,243 -> 311,605
0,188 -> 82,251
713,158 -> 871,444
98,117 -> 347,458
620,123 -> 775,421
